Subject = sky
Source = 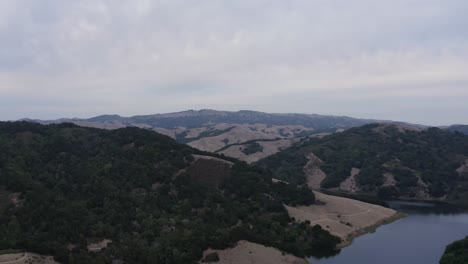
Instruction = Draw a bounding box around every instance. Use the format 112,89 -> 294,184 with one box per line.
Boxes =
0,0 -> 467,125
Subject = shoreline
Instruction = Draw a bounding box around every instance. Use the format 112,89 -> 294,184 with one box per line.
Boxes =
336,211 -> 407,249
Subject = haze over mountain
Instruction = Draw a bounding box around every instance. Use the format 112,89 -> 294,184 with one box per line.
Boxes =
446,125 -> 468,135
32,109 -> 381,129
30,109 -> 425,163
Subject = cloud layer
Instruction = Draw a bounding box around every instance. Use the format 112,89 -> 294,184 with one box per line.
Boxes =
1,0 -> 467,125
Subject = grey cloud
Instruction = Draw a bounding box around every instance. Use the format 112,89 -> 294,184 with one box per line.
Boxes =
0,0 -> 467,125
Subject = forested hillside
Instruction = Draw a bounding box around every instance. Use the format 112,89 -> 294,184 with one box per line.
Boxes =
0,122 -> 339,263
258,124 -> 468,201
440,236 -> 468,264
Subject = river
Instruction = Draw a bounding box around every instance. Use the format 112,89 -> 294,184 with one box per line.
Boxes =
310,200 -> 468,264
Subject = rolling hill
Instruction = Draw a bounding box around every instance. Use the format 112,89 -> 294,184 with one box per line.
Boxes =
30,110 -> 394,162
0,121 -> 340,263
258,124 -> 468,203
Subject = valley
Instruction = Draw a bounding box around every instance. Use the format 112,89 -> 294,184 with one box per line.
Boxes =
2,113 -> 468,264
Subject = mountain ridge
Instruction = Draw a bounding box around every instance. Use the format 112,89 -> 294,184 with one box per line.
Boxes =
35,109 -> 387,129
24,110 -> 428,163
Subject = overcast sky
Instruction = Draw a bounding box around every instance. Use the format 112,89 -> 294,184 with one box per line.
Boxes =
1,0 -> 467,125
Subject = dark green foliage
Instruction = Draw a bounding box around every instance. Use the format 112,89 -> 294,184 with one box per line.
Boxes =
259,124 -> 468,199
271,183 -> 315,206
356,167 -> 384,191
256,144 -> 309,185
440,236 -> 468,264
392,168 -> 418,188
242,142 -> 264,155
0,121 -> 339,263
377,186 -> 400,199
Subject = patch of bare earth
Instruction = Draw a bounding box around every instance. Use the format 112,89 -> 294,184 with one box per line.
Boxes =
87,239 -> 112,252
199,241 -> 306,264
0,253 -> 59,264
457,159 -> 468,177
188,123 -> 313,153
414,174 -> 437,200
272,178 -> 289,184
382,172 -> 397,187
339,168 -> 361,193
303,153 -> 326,190
188,125 -> 272,152
382,160 -> 443,200
286,191 -> 400,246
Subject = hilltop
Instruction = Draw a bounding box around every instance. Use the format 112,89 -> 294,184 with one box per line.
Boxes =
30,110 -> 411,162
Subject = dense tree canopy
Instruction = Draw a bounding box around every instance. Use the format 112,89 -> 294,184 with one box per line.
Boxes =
0,122 -> 339,264
258,124 -> 468,200
440,236 -> 468,264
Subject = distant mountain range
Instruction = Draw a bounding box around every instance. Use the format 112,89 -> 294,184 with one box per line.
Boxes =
25,109 -> 426,162
31,109 -> 381,129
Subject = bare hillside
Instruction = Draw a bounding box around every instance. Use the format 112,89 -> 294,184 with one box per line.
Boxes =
31,109 -> 386,162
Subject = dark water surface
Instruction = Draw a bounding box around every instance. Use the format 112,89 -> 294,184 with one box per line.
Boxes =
310,200 -> 468,264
